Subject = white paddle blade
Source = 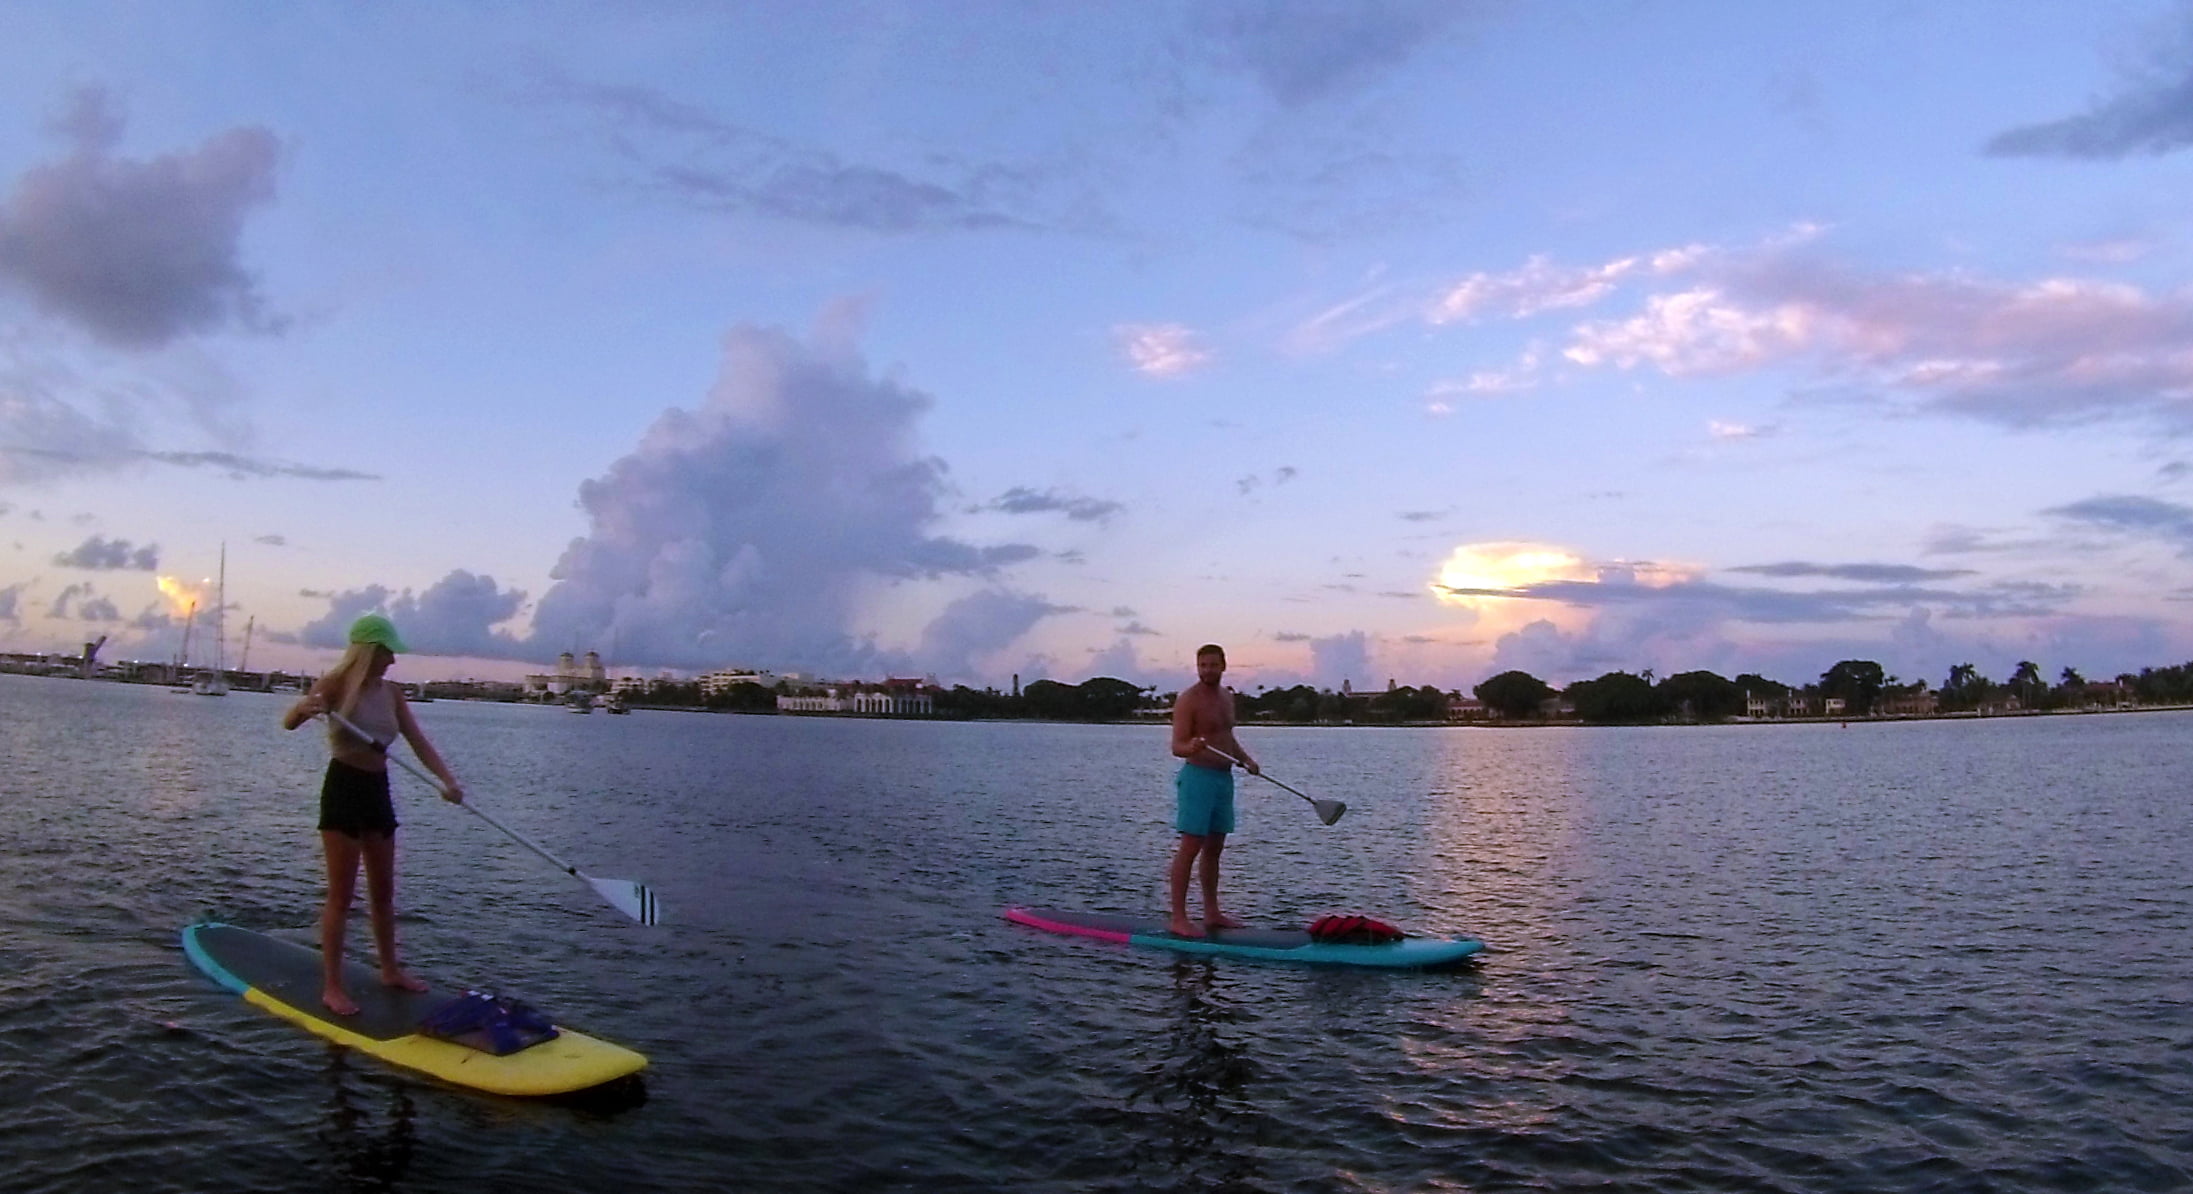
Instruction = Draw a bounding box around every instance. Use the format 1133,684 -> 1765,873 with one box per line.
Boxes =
1315,799 -> 1347,826
590,877 -> 664,926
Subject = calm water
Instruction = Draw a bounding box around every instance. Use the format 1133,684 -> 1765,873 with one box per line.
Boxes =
1,672 -> 2189,1193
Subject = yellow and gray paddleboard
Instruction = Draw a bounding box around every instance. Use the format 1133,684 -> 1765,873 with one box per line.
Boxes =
181,922 -> 646,1097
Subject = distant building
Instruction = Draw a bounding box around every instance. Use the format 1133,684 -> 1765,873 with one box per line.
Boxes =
701,668 -> 782,696
778,676 -> 935,716
1877,688 -> 1939,717
1447,695 -> 1488,722
524,651 -> 610,698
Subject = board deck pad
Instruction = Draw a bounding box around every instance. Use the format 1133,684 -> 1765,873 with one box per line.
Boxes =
1005,906 -> 1484,969
182,922 -> 646,1096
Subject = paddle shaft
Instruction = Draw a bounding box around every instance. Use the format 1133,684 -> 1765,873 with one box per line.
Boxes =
1204,744 -> 1313,804
1204,744 -> 1346,824
325,710 -> 581,877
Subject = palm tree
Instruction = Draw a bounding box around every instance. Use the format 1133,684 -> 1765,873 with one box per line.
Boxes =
2010,660 -> 2042,709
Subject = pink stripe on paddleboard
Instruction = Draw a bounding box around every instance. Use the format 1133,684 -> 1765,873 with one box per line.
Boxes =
1004,906 -> 1133,944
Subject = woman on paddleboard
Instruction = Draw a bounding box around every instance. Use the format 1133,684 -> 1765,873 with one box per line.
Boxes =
280,614 -> 464,1016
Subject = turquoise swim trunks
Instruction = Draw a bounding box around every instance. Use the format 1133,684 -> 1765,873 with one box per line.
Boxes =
1175,763 -> 1236,836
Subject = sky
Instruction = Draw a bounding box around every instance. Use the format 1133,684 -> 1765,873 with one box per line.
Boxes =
7,1 -> 2193,695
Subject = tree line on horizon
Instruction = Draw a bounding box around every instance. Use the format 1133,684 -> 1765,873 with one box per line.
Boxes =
1469,658 -> 2193,724
565,656 -> 2193,724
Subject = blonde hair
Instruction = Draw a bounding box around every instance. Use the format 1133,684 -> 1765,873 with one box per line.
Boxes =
319,641 -> 382,745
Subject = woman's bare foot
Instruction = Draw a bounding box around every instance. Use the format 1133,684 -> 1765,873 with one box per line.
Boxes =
323,986 -> 361,1016
380,970 -> 429,994
1206,912 -> 1245,930
1168,915 -> 1207,938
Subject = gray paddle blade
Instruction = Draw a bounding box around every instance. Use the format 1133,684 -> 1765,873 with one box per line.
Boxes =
1315,799 -> 1347,826
589,877 -> 663,925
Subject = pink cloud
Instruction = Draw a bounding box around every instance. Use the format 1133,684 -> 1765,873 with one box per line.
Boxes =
1114,323 -> 1213,377
1558,258 -> 2193,427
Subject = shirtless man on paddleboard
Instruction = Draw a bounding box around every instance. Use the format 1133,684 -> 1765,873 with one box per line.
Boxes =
1168,643 -> 1259,937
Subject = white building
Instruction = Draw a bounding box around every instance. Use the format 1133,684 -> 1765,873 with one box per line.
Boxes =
701,668 -> 786,696
778,678 -> 934,716
524,650 -> 609,697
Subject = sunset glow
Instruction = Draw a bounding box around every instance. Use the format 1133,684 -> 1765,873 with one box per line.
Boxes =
1430,542 -> 1594,607
154,576 -> 205,620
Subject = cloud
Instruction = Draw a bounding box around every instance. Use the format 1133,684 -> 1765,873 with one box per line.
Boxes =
1194,0 -> 1468,106
2046,494 -> 2193,556
1235,465 -> 1297,496
1549,249 -> 2193,432
0,444 -> 378,482
298,572 -> 529,658
0,88 -> 282,348
1429,252 -> 1676,324
1728,562 -> 1979,583
523,315 -> 1044,673
0,355 -> 144,485
255,533 -> 285,546
133,450 -> 375,480
1707,419 -> 1772,441
1309,630 -> 1373,689
977,486 -> 1125,524
1272,630 -> 1313,643
1118,620 -> 1160,636
1426,362 -> 1542,401
53,534 -> 158,570
916,589 -> 1073,680
1085,637 -> 1156,685
1985,54 -> 2193,159
1285,285 -> 1418,354
46,582 -> 120,622
543,74 -> 1051,234
1440,571 -> 2076,626
1115,323 -> 1212,377
0,582 -> 21,622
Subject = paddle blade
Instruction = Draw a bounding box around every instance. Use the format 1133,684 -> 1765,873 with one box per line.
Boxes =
1315,799 -> 1347,826
589,877 -> 664,926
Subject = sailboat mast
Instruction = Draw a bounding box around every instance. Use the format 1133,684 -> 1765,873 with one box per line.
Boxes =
214,542 -> 227,673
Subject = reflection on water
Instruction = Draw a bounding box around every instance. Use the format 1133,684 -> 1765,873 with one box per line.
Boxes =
1124,958 -> 1267,1193
1420,727 -> 1584,936
317,1050 -> 417,1193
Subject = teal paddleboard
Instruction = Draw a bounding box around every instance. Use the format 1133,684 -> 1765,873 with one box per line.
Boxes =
1005,907 -> 1484,968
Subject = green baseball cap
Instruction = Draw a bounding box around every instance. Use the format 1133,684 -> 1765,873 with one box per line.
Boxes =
348,614 -> 409,654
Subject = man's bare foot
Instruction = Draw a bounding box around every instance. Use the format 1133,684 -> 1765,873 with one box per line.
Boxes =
323,986 -> 360,1016
1206,912 -> 1245,930
380,970 -> 429,994
1168,916 -> 1207,938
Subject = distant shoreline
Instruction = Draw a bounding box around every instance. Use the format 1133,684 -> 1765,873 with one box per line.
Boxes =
9,672 -> 2190,728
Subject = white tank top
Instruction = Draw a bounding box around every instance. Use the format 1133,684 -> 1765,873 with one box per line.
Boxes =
335,680 -> 401,751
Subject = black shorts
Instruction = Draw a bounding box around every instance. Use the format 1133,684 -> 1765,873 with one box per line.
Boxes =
320,759 -> 399,837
